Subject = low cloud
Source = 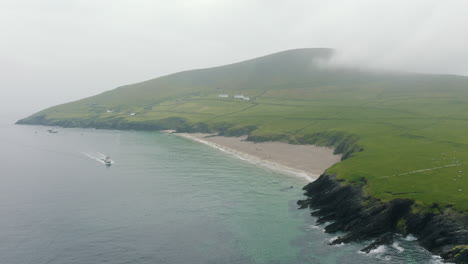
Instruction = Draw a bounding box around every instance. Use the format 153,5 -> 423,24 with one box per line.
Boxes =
1,0 -> 467,115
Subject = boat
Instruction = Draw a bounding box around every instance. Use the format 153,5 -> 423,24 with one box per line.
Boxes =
47,129 -> 58,133
102,156 -> 112,165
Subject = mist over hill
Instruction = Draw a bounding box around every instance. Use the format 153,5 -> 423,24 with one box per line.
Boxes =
24,48 -> 335,112
18,48 -> 468,125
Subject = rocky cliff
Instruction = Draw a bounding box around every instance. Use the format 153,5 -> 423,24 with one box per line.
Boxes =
298,174 -> 468,263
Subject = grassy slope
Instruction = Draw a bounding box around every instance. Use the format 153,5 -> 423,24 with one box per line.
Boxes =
19,48 -> 468,211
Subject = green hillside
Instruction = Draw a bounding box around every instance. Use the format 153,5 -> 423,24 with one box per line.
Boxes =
18,48 -> 468,211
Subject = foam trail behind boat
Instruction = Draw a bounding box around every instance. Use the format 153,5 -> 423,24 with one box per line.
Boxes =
82,152 -> 113,164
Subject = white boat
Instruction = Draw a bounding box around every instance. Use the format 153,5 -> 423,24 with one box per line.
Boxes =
102,156 -> 112,165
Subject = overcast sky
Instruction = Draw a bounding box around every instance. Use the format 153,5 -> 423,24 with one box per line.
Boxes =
1,0 -> 468,120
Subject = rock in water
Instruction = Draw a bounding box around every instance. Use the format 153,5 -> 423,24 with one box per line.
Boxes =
360,233 -> 394,254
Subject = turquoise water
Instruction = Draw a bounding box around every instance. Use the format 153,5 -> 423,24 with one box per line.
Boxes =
0,121 -> 441,263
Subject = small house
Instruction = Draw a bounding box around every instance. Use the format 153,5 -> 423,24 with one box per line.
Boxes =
218,94 -> 229,98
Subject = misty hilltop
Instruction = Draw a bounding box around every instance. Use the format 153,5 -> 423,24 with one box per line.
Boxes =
17,47 -> 468,127
22,48 -> 336,114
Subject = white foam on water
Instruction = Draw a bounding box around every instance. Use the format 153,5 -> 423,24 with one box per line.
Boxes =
357,245 -> 388,257
430,255 -> 452,264
368,245 -> 387,255
332,242 -> 345,247
392,242 -> 404,252
319,221 -> 336,233
308,224 -> 326,233
327,236 -> 339,244
96,152 -> 107,159
82,152 -> 114,164
308,224 -> 321,230
403,234 -> 417,241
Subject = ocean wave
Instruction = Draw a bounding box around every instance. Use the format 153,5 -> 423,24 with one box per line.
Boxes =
430,255 -> 448,264
403,234 -> 417,241
392,242 -> 404,252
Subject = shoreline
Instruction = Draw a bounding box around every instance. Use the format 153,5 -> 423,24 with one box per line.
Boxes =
173,132 -> 342,182
173,132 -> 468,263
14,123 -> 468,263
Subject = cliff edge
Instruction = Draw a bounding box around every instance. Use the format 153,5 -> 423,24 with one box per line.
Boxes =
298,174 -> 468,263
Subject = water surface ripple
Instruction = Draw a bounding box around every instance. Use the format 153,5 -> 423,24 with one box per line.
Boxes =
0,124 -> 440,263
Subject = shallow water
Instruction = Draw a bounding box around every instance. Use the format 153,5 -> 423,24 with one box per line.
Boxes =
0,121 -> 441,263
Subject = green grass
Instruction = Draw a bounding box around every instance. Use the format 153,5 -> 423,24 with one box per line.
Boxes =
19,48 -> 468,212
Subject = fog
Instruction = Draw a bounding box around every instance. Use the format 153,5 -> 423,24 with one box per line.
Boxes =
1,0 -> 467,119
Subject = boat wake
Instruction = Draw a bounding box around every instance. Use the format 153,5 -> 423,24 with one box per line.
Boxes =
82,152 -> 114,164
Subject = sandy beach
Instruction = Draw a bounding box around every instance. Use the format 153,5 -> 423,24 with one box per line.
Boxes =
174,133 -> 341,182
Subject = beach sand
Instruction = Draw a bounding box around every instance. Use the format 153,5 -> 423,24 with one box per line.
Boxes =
175,133 -> 341,182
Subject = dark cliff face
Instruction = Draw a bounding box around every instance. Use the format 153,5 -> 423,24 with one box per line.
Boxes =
298,174 -> 468,264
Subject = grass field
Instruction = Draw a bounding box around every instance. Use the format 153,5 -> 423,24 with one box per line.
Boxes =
19,49 -> 468,212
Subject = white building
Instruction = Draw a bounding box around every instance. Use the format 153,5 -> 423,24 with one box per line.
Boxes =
234,95 -> 250,100
106,109 -> 114,113
129,113 -> 136,116
218,94 -> 229,98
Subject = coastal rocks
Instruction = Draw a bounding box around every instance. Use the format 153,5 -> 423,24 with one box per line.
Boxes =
360,232 -> 394,253
442,245 -> 468,264
409,212 -> 468,261
298,174 -> 468,263
297,174 -> 413,244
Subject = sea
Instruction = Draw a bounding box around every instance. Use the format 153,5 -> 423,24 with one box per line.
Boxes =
0,117 -> 443,264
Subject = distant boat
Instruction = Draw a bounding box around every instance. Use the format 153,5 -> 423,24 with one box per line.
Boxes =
47,129 -> 58,133
102,156 -> 112,165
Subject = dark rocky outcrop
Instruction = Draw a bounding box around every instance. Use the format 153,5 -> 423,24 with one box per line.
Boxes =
442,246 -> 468,264
360,232 -> 394,253
298,174 -> 468,263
